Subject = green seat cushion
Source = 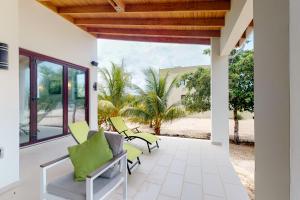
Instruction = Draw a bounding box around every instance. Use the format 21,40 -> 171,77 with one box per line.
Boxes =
123,143 -> 142,162
109,117 -> 128,136
110,116 -> 159,144
68,129 -> 113,181
126,130 -> 159,144
69,121 -> 90,144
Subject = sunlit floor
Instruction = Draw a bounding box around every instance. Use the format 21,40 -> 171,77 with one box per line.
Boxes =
1,135 -> 249,200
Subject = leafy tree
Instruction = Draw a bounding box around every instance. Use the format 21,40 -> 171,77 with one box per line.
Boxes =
98,63 -> 132,127
229,50 -> 254,144
121,68 -> 185,135
178,67 -> 211,112
179,49 -> 254,144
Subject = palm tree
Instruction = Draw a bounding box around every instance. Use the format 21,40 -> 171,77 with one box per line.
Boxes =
121,68 -> 185,135
98,63 -> 132,127
99,63 -> 132,110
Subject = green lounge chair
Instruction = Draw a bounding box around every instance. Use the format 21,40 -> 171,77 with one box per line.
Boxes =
109,116 -> 160,153
69,121 -> 142,175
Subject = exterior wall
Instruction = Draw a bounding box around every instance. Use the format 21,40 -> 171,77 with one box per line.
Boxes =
290,0 -> 300,199
159,66 -> 209,106
19,0 -> 98,130
210,38 -> 229,150
254,0 -> 290,199
0,0 -> 20,190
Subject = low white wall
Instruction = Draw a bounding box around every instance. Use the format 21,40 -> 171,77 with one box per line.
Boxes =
19,0 -> 98,130
0,0 -> 20,190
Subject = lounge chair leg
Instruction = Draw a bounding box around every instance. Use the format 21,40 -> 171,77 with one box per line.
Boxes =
137,157 -> 141,164
127,163 -> 131,175
147,143 -> 151,153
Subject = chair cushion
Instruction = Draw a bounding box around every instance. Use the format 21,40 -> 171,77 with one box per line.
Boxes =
88,131 -> 124,179
68,129 -> 113,181
123,143 -> 142,162
69,121 -> 90,144
104,132 -> 124,156
127,131 -> 159,144
47,172 -> 123,200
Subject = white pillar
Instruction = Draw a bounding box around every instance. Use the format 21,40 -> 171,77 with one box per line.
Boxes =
290,0 -> 300,200
211,37 -> 229,150
254,0 -> 291,199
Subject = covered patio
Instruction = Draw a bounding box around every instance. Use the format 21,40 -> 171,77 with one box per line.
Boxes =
1,0 -> 299,200
1,136 -> 248,200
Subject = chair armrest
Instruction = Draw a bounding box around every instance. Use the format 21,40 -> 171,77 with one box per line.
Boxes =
40,155 -> 69,169
131,126 -> 140,133
87,151 -> 127,179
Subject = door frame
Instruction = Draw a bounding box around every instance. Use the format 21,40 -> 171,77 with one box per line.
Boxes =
19,48 -> 90,147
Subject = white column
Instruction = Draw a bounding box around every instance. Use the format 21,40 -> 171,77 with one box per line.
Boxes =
211,37 -> 229,150
290,0 -> 300,199
254,0 -> 290,199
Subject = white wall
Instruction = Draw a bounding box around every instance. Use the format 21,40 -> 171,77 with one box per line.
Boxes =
19,0 -> 98,130
0,0 -> 20,190
211,38 -> 229,150
254,0 -> 290,199
290,0 -> 300,199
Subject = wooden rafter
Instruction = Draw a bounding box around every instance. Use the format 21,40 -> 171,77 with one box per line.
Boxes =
75,18 -> 225,27
58,1 -> 230,14
87,27 -> 220,37
107,0 -> 125,12
97,34 -> 211,45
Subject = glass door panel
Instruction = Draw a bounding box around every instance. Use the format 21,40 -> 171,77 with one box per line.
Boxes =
19,55 -> 30,144
68,68 -> 86,124
36,60 -> 63,140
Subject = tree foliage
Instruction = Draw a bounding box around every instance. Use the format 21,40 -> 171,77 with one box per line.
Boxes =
98,63 -> 133,127
229,50 -> 254,113
178,67 -> 211,112
179,49 -> 254,144
121,68 -> 185,135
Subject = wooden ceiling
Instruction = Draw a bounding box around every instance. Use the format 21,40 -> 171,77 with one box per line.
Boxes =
37,0 -> 231,45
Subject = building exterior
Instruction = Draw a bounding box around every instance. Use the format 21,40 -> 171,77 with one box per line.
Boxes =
159,66 -> 210,106
0,0 -> 300,199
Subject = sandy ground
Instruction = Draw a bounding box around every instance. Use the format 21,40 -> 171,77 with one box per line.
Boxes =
127,117 -> 255,199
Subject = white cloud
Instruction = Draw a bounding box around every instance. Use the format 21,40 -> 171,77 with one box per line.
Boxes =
97,39 -> 211,88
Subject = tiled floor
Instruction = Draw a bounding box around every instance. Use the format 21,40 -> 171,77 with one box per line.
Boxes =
0,135 -> 249,200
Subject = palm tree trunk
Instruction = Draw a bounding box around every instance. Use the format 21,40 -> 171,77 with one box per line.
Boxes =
154,120 -> 161,135
233,109 -> 240,144
149,120 -> 153,128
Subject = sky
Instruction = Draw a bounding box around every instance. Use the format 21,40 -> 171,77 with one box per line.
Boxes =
97,33 -> 253,88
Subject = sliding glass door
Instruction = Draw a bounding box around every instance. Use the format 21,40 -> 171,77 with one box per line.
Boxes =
19,49 -> 89,146
68,68 -> 87,124
36,60 -> 64,140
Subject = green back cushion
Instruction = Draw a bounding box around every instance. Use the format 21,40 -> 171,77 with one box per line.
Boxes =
68,129 -> 113,181
110,117 -> 128,133
69,121 -> 90,144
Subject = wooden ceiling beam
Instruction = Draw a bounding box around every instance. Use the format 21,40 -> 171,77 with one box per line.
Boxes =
107,0 -> 125,12
58,1 -> 230,14
97,34 -> 211,45
87,27 -> 220,37
75,18 -> 225,27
